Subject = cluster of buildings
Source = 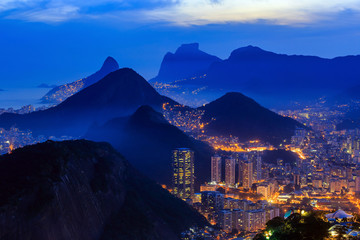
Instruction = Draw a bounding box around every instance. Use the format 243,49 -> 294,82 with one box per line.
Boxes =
197,191 -> 280,233
0,127 -> 74,155
171,148 -> 280,236
0,127 -> 43,154
0,104 -> 48,115
171,117 -> 360,237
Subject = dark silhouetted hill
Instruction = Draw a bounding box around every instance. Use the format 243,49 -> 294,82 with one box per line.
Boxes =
330,84 -> 360,107
41,57 -> 119,104
85,105 -> 214,186
198,92 -> 305,145
0,140 -> 207,240
204,46 -> 360,98
152,45 -> 360,107
0,68 -> 176,137
150,43 -> 221,83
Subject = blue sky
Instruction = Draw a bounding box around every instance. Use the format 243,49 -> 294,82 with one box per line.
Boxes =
1,0 -> 360,88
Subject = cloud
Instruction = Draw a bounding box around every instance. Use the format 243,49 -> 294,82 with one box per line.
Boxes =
1,0 -> 360,26
0,0 -> 38,11
11,5 -> 80,22
139,0 -> 360,26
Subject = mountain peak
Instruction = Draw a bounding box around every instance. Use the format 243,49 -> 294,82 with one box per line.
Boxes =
199,92 -> 304,145
208,92 -> 259,106
151,43 -> 221,83
100,56 -> 119,72
175,43 -> 200,54
229,45 -> 275,60
130,105 -> 168,125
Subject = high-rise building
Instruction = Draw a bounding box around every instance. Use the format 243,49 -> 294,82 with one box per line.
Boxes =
242,161 -> 253,189
225,158 -> 236,186
244,209 -> 266,232
356,176 -> 360,193
232,209 -> 245,231
172,148 -> 194,199
218,210 -> 233,232
293,172 -> 301,187
211,155 -> 222,183
201,191 -> 224,220
246,152 -> 262,182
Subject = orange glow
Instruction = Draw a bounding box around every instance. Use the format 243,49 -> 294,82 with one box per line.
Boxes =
291,148 -> 306,159
9,144 -> 14,153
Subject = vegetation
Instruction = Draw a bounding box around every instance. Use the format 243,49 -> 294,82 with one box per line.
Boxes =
254,212 -> 331,240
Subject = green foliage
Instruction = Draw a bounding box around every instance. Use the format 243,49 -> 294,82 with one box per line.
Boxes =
255,212 -> 331,240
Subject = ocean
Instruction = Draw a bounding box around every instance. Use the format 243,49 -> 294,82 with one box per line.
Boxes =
0,88 -> 50,109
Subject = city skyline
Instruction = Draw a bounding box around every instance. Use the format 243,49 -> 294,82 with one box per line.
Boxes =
2,1 -> 360,239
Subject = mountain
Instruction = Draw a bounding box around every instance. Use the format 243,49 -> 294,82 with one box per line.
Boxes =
0,140 -> 207,240
150,43 -> 221,83
0,68 -> 176,137
336,108 -> 360,130
151,45 -> 360,108
198,92 -> 305,145
330,84 -> 360,107
205,46 -> 360,98
41,57 -> 119,104
85,105 -> 214,186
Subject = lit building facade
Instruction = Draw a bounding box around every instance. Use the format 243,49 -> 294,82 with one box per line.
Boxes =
201,191 -> 224,219
172,148 -> 194,199
218,210 -> 233,232
211,155 -> 222,183
242,161 -> 253,189
225,158 -> 236,186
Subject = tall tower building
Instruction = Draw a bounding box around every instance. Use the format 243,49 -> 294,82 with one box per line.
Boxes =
172,148 -> 194,199
249,152 -> 262,182
211,155 -> 222,183
225,158 -> 236,186
242,161 -> 253,189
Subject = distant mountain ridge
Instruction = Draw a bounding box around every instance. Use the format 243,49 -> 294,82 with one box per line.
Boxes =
150,43 -> 221,83
41,57 -> 119,104
85,105 -> 214,186
0,68 -> 177,137
152,44 -> 360,108
0,140 -> 208,240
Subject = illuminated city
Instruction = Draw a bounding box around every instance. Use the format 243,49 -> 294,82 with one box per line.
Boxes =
1,1 -> 360,239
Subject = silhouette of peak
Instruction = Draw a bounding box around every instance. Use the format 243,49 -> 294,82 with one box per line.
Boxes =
175,43 -> 200,54
151,43 -> 221,83
102,67 -> 137,81
208,92 -> 259,106
100,56 -> 119,71
238,45 -> 265,52
130,105 -> 168,125
229,45 -> 275,60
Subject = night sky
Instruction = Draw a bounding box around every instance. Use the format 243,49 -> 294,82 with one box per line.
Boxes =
1,0 -> 360,89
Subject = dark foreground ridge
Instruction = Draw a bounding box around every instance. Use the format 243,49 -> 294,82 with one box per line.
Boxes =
199,92 -> 305,145
0,140 -> 207,240
85,105 -> 214,186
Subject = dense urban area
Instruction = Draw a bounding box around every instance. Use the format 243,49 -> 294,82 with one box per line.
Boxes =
2,96 -> 360,239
